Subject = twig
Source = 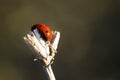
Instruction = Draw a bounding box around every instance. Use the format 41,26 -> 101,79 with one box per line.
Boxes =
23,28 -> 60,80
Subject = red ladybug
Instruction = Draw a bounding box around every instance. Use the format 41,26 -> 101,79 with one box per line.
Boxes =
31,24 -> 52,41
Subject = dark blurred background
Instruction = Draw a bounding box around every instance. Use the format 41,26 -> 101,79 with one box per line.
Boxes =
0,0 -> 120,80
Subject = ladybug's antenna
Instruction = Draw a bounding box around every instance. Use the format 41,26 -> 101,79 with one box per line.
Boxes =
23,24 -> 60,80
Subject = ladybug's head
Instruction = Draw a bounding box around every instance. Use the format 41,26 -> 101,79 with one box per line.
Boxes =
31,24 -> 52,41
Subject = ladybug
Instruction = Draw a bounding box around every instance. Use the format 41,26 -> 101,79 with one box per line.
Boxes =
31,24 -> 52,41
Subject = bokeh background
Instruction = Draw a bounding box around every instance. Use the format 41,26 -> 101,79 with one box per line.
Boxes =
0,0 -> 120,80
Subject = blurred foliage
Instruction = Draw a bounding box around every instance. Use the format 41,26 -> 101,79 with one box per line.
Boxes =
0,0 -> 120,80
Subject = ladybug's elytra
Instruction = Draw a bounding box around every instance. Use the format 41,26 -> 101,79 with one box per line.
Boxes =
31,24 -> 52,41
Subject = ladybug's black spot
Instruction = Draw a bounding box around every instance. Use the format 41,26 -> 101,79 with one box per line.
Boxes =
31,25 -> 36,31
45,30 -> 48,33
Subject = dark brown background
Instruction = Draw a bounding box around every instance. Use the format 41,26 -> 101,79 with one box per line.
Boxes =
0,0 -> 120,80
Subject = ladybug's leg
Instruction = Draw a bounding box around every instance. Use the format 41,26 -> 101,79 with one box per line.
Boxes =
43,41 -> 56,67
42,56 -> 54,67
42,58 -> 50,67
46,41 -> 56,57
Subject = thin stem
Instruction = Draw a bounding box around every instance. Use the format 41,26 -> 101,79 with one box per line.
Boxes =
45,65 -> 56,80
